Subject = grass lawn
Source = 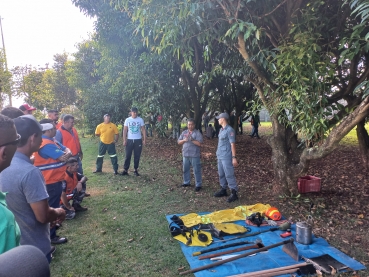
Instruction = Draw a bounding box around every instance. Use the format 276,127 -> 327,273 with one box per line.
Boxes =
50,125 -> 368,276
50,137 -> 192,277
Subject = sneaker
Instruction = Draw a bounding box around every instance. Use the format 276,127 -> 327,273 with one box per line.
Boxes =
51,236 -> 68,244
121,170 -> 129,176
227,190 -> 239,202
214,188 -> 228,197
181,183 -> 191,187
73,203 -> 88,212
195,187 -> 202,192
114,171 -> 119,175
84,193 -> 91,197
93,170 -> 102,173
134,171 -> 140,176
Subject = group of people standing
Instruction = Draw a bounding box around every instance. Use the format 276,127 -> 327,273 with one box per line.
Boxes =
94,107 -> 146,177
179,112 -> 239,203
0,104 -> 90,271
180,110 -> 263,203
203,111 -> 261,139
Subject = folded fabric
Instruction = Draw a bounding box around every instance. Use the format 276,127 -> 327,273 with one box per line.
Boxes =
213,223 -> 248,235
173,230 -> 212,247
179,204 -> 272,227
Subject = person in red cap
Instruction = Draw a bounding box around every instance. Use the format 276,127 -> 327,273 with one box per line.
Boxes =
19,104 -> 36,115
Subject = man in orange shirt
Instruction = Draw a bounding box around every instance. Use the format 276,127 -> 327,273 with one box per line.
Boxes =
60,157 -> 88,219
55,114 -> 84,174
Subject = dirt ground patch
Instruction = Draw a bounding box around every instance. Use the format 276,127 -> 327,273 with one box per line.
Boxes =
145,125 -> 369,272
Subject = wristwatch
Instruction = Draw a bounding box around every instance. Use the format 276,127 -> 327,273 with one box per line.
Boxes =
232,156 -> 237,158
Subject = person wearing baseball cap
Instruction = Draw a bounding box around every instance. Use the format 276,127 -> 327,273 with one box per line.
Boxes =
34,119 -> 72,243
213,112 -> 239,202
121,107 -> 146,176
94,113 -> 119,175
19,103 -> 37,115
0,115 -> 66,263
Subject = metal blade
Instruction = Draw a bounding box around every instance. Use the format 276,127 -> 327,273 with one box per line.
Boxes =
282,240 -> 299,261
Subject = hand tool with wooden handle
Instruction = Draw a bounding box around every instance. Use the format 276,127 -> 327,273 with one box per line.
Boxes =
179,238 -> 299,275
211,223 -> 290,244
192,240 -> 255,256
199,242 -> 264,260
227,262 -> 308,277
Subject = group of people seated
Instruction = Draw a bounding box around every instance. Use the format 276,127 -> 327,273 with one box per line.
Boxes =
0,104 -> 89,275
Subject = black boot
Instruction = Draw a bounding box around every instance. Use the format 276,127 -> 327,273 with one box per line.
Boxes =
73,202 -> 88,212
227,189 -> 238,202
214,188 -> 228,197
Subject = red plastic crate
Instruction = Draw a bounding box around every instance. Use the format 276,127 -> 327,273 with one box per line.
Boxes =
298,175 -> 321,193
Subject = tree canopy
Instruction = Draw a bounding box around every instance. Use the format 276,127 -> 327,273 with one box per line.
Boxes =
68,0 -> 369,192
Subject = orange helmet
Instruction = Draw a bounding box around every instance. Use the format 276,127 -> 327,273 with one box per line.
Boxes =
265,207 -> 281,221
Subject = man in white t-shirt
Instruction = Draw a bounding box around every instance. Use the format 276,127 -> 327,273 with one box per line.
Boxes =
121,107 -> 146,176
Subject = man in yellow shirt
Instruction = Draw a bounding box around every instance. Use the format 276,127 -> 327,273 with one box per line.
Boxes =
94,114 -> 119,175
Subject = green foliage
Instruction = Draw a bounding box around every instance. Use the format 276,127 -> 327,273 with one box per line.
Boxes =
51,53 -> 79,109
21,68 -> 55,108
10,53 -> 79,111
0,49 -> 11,108
66,37 -> 128,133
347,0 -> 369,23
72,0 -> 369,156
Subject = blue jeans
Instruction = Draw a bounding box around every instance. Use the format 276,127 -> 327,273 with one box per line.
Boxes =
74,155 -> 83,175
250,126 -> 260,138
183,157 -> 202,187
218,158 -> 238,191
46,182 -> 63,239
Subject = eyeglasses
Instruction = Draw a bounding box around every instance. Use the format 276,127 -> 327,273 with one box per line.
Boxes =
0,134 -> 21,147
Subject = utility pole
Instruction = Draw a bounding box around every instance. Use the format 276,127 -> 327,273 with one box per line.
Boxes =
0,16 -> 12,106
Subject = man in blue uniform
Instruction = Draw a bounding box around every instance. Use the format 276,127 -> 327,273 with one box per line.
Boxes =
214,113 -> 239,202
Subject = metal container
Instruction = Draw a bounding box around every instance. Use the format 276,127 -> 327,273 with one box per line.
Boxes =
296,221 -> 312,245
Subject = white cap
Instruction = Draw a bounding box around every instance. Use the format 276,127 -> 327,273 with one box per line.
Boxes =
41,123 -> 54,131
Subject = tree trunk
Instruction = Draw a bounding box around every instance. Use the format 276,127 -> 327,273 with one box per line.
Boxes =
268,115 -> 309,195
356,119 -> 369,170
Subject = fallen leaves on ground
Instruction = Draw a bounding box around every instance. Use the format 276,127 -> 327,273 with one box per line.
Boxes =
144,126 -> 369,268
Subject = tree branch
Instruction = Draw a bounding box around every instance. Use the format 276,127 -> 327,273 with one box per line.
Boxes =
258,0 -> 288,19
236,34 -> 276,91
301,96 -> 369,161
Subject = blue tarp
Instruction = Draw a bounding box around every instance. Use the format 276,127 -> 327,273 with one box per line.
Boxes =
166,213 -> 366,277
